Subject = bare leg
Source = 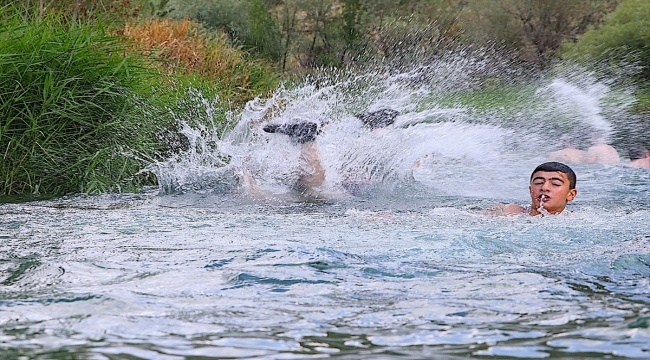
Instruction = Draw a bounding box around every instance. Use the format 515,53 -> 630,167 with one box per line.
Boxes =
238,153 -> 279,199
261,120 -> 348,198
239,166 -> 264,198
295,142 -> 326,195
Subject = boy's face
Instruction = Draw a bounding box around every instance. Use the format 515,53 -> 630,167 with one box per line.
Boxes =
529,171 -> 577,215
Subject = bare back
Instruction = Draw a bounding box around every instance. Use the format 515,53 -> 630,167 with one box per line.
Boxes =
547,148 -> 589,164
586,143 -> 620,164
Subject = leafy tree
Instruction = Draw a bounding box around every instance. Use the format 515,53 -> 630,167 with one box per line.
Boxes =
295,0 -> 339,67
361,0 -> 466,59
247,0 -> 283,61
340,0 -> 363,62
275,0 -> 301,71
169,0 -> 468,71
561,0 -> 650,82
166,0 -> 621,72
461,0 -> 619,69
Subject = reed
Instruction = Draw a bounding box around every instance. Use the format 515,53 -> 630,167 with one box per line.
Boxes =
0,11 -> 159,196
0,9 -> 281,198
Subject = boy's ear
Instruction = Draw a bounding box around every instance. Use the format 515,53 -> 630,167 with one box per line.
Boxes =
566,189 -> 577,201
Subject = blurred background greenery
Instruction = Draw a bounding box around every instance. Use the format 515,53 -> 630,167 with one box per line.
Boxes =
1,0 -> 648,197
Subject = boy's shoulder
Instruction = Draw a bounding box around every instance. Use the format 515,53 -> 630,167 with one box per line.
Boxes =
485,203 -> 528,216
504,203 -> 528,215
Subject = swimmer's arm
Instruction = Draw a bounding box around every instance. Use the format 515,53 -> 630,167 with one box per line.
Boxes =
482,203 -> 528,216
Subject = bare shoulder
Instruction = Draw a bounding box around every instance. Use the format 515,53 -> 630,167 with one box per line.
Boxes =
587,143 -> 620,164
548,148 -> 588,164
483,203 -> 528,216
503,203 -> 528,215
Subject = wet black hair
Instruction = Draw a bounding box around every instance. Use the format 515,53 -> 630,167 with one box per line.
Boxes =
628,145 -> 650,160
530,162 -> 577,189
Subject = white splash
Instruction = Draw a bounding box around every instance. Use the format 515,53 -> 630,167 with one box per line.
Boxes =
147,64 -> 632,200
537,78 -> 613,142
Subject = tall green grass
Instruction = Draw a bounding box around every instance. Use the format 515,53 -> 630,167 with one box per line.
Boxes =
0,11 -> 160,196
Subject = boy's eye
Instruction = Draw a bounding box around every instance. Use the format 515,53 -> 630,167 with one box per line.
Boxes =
551,182 -> 563,186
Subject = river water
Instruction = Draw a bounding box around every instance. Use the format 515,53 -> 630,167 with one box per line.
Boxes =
1,64 -> 650,359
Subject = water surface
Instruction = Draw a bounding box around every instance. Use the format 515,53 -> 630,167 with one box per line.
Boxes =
1,65 -> 649,359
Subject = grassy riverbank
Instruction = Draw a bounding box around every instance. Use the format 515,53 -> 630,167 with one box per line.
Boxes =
0,8 -> 278,197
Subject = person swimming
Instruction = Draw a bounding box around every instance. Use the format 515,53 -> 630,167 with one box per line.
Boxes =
245,120 -> 327,198
252,109 -> 400,198
585,132 -> 620,164
547,136 -> 589,164
499,162 -> 578,216
626,145 -> 650,169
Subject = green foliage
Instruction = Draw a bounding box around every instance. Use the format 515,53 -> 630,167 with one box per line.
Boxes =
162,0 -> 625,72
170,0 -> 468,70
175,0 -> 283,62
340,0 -> 361,46
290,0 -> 467,68
147,0 -> 174,18
460,0 -> 620,68
17,0 -> 146,25
561,0 -> 650,82
636,88 -> 650,113
0,11 -> 160,196
247,0 -> 283,61
0,5 -> 281,198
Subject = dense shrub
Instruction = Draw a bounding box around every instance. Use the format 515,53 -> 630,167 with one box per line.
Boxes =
0,13 -> 159,196
561,0 -> 650,82
169,0 -> 283,62
121,17 -> 278,103
0,7 -> 280,197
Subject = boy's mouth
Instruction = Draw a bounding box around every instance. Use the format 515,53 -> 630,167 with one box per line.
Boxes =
538,194 -> 550,202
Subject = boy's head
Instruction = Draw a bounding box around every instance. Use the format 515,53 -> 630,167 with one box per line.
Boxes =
559,134 -> 578,148
528,162 -> 577,215
530,162 -> 576,189
629,145 -> 650,160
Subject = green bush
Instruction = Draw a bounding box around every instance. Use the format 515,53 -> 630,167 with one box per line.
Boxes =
0,12 -> 160,196
176,0 -> 283,62
120,18 -> 278,104
561,0 -> 650,81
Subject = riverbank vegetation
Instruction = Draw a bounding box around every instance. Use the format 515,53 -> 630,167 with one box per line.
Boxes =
560,0 -> 650,110
1,0 -> 648,197
0,2 -> 277,197
166,0 -> 648,103
0,11 -> 156,196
